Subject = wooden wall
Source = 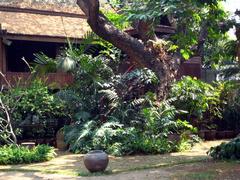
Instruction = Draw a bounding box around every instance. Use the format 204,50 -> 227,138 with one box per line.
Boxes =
0,38 -> 3,73
177,56 -> 202,79
0,37 -> 74,88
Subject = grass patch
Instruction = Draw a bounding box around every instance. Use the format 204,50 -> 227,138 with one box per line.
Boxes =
78,158 -> 206,177
0,168 -> 78,177
176,171 -> 217,180
0,155 -> 207,177
78,170 -> 113,177
1,157 -> 206,177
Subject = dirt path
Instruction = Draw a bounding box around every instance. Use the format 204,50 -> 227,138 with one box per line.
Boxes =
1,140 -> 239,180
1,161 -> 240,180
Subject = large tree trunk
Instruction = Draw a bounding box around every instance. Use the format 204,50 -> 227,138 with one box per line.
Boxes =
236,25 -> 240,62
77,0 -> 180,100
197,21 -> 208,60
236,10 -> 240,62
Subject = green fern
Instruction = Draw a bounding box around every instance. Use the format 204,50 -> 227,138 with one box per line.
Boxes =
99,89 -> 119,108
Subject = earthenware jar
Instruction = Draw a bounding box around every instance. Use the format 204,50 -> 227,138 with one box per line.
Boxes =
84,150 -> 109,173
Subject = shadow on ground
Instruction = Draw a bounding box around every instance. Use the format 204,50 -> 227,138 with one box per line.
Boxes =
1,140 -> 237,180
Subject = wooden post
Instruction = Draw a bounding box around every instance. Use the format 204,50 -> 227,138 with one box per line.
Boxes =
0,38 -> 3,73
2,40 -> 6,74
0,24 -> 3,85
0,24 -> 8,86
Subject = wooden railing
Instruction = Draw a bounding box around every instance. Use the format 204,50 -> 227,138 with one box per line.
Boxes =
1,72 -> 74,88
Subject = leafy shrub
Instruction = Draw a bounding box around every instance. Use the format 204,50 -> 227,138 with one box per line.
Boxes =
64,120 -> 176,156
64,94 -> 197,156
1,80 -> 67,139
142,99 -> 177,137
8,80 -> 65,118
220,82 -> 240,131
208,137 -> 240,160
58,42 -> 199,156
170,76 -> 222,129
64,120 -> 136,156
0,145 -> 55,165
129,134 -> 174,154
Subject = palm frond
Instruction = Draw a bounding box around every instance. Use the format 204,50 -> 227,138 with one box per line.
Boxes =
219,63 -> 240,80
33,52 -> 57,75
224,40 -> 237,60
130,98 -> 145,108
99,89 -> 119,103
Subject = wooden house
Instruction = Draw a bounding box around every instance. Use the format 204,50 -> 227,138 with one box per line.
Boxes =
0,2 -> 90,87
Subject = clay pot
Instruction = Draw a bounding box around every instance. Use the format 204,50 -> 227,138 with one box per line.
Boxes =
84,150 -> 109,173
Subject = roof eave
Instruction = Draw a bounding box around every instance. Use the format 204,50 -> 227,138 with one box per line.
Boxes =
0,32 -> 83,43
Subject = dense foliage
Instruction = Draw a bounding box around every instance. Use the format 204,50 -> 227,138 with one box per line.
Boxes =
0,145 -> 55,165
169,77 -> 240,132
220,82 -> 240,131
208,137 -> 240,160
108,0 -> 230,65
47,30 -> 238,155
170,77 -> 223,129
53,41 -> 200,155
0,80 -> 67,141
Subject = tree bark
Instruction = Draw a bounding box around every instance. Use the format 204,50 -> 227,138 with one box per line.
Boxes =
77,0 -> 180,100
135,20 -> 157,43
197,21 -> 208,60
235,11 -> 240,62
236,27 -> 240,62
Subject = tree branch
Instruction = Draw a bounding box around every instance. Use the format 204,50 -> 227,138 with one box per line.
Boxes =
197,21 -> 208,59
77,0 -> 180,100
133,20 -> 157,43
77,0 -> 155,68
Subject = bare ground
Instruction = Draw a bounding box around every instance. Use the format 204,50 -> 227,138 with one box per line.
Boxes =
1,140 -> 239,180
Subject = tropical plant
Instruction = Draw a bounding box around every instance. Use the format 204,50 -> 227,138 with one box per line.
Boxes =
170,76 -> 222,129
0,144 -> 55,165
218,11 -> 240,79
32,52 -> 58,75
208,136 -> 240,160
1,80 -> 67,139
64,120 -> 98,153
219,82 -> 240,131
142,98 -> 178,137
